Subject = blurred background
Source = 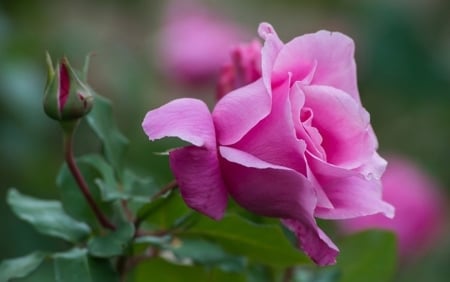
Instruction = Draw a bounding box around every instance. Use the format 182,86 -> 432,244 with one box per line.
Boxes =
0,0 -> 449,281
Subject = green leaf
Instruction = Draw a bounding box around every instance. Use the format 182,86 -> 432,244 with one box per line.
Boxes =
58,154 -> 159,218
67,157 -> 158,204
169,238 -> 246,272
134,234 -> 172,246
133,258 -> 246,282
337,230 -> 397,282
53,248 -> 119,282
7,189 -> 90,243
77,154 -> 121,202
180,214 -> 310,267
86,94 -> 128,174
122,169 -> 159,203
246,264 -> 275,282
139,190 -> 190,229
88,223 -> 135,257
0,252 -> 46,281
292,266 -> 340,282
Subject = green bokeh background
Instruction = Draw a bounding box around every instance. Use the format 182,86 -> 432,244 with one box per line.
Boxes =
1,0 -> 449,281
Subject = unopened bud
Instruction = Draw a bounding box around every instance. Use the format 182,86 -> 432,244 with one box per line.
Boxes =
216,40 -> 262,100
43,53 -> 94,121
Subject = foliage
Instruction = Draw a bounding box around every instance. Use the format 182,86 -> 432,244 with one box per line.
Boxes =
2,1 -> 449,280
0,80 -> 399,281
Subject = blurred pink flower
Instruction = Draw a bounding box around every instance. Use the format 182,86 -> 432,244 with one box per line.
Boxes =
143,22 -> 393,266
339,156 -> 447,258
156,0 -> 247,86
216,40 -> 262,100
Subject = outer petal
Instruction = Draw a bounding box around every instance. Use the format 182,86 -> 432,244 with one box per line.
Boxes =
355,151 -> 388,181
302,85 -> 376,169
170,146 -> 228,220
309,153 -> 394,220
142,98 -> 228,220
258,22 -> 284,92
142,98 -> 215,148
219,146 -> 339,265
213,79 -> 270,145
282,218 -> 338,266
273,30 -> 359,100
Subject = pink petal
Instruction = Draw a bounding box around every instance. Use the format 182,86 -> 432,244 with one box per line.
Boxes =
213,79 -> 271,145
142,98 -> 215,148
289,82 -> 326,160
306,166 -> 334,210
58,60 -> 70,111
354,152 -> 388,181
233,77 -> 307,174
258,22 -> 284,92
219,146 -> 339,265
219,146 -> 315,219
310,153 -> 394,220
273,30 -> 359,100
302,85 -> 376,168
282,218 -> 339,266
170,146 -> 228,220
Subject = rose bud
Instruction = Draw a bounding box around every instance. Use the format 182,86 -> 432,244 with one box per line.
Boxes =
216,40 -> 262,100
43,53 -> 93,121
156,0 -> 247,87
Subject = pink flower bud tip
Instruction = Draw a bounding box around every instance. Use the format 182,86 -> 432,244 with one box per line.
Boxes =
43,53 -> 94,122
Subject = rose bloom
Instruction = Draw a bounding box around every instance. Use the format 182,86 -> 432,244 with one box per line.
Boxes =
339,156 -> 446,259
143,22 -> 394,266
156,0 -> 246,86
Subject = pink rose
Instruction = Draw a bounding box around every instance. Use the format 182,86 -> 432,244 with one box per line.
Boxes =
339,156 -> 447,259
156,0 -> 247,86
143,22 -> 394,266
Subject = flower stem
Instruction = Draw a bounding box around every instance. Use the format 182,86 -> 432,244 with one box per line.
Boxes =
118,247 -> 158,281
63,123 -> 116,231
282,267 -> 294,282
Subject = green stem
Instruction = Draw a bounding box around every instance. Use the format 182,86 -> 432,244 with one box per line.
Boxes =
118,247 -> 158,281
63,122 -> 116,230
282,267 -> 294,282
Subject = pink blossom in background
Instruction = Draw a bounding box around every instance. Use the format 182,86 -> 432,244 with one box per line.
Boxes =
156,0 -> 247,86
143,22 -> 394,266
216,40 -> 262,100
339,156 -> 447,259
